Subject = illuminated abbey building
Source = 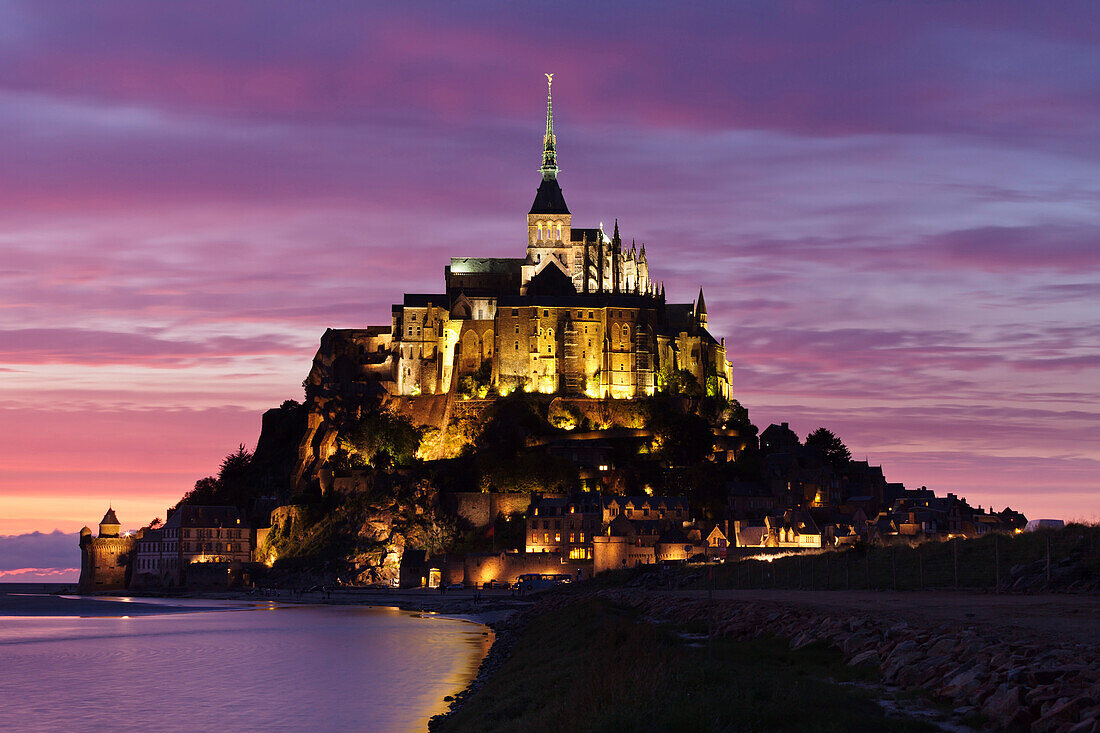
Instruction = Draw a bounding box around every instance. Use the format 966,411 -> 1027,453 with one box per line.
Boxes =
322,76 -> 732,401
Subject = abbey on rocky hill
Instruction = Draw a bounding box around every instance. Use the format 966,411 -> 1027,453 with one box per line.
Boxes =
315,76 -> 732,400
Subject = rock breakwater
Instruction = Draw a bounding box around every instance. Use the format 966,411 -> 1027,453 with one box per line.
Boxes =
599,589 -> 1100,732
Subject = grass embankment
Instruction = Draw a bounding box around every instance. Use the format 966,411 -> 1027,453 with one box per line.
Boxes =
433,598 -> 934,733
692,524 -> 1100,593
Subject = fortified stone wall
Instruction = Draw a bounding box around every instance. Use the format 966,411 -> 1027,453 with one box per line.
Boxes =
592,535 -> 656,574
444,492 -> 548,528
463,550 -> 591,587
79,536 -> 135,593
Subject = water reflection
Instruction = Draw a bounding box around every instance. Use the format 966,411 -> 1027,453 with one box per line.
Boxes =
0,600 -> 489,732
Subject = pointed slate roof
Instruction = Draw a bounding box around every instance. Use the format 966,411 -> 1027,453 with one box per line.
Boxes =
100,508 -> 120,525
529,177 -> 570,215
695,288 -> 707,318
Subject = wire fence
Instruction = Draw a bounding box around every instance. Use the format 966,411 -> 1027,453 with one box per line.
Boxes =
711,526 -> 1100,593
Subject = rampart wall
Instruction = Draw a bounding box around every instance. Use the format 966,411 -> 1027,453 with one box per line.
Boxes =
463,551 -> 591,586
445,492 -> 549,528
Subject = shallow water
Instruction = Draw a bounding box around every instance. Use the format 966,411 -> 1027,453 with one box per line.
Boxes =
0,592 -> 489,732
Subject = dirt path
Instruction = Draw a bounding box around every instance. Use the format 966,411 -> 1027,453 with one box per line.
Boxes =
670,589 -> 1100,647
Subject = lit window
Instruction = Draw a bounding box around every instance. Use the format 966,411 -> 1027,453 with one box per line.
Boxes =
555,533 -> 561,542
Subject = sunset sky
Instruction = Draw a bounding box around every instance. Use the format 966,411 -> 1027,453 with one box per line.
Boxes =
2,1 -> 1098,580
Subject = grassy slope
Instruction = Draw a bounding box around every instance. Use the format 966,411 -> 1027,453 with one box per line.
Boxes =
701,524 -> 1100,593
434,599 -> 934,733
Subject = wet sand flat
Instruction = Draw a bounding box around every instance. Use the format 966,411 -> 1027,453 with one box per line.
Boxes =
0,592 -> 227,617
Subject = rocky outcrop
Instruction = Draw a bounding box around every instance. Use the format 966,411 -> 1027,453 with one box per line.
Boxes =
1002,549 -> 1100,594
265,476 -> 456,586
595,590 -> 1100,732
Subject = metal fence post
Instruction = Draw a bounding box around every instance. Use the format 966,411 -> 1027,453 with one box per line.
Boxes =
995,534 -> 1000,594
1046,535 -> 1052,585
953,538 -> 959,590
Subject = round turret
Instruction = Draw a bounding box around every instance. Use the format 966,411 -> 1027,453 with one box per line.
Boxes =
80,526 -> 91,536
98,508 -> 121,538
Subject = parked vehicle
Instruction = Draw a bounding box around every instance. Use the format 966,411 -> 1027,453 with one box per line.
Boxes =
515,573 -> 571,592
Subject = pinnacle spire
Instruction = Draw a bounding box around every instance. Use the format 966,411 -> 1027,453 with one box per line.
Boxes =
540,73 -> 559,181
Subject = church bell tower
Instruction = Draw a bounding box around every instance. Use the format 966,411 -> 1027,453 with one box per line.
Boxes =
523,74 -> 573,292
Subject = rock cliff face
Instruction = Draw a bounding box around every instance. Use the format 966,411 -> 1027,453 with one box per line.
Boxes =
264,475 -> 456,586
290,329 -> 464,495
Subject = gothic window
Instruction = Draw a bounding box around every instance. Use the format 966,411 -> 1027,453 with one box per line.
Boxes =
623,325 -> 630,342
548,328 -> 553,339
514,325 -> 519,334
556,222 -> 562,240
547,345 -> 552,354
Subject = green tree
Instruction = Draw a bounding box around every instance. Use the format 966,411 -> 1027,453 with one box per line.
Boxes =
651,408 -> 714,466
340,410 -> 424,468
180,475 -> 222,505
805,428 -> 851,470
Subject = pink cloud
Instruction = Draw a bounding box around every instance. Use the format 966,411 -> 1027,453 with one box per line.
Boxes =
1,1 -> 1098,531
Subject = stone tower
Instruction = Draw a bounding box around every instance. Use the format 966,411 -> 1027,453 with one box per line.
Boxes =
78,507 -> 134,593
98,507 -> 121,538
523,73 -> 573,291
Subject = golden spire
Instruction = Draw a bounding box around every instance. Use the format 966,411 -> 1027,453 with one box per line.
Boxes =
540,73 -> 558,180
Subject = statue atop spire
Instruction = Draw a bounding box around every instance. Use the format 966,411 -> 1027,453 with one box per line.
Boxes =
540,73 -> 559,181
